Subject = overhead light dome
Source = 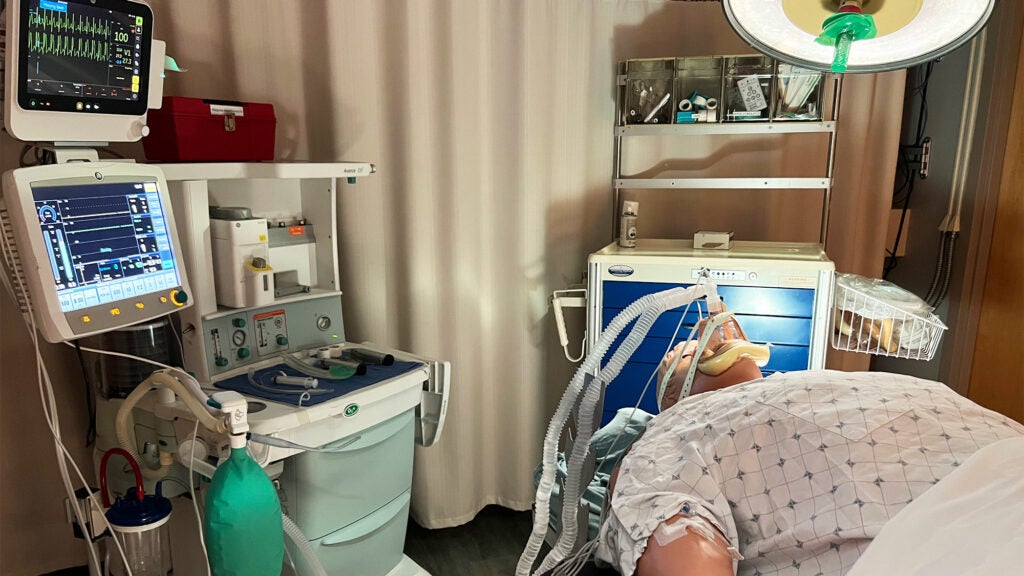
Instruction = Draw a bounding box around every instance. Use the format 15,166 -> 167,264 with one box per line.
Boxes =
721,0 -> 995,73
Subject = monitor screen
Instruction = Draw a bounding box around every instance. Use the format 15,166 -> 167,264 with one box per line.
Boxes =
17,0 -> 153,115
31,180 -> 181,312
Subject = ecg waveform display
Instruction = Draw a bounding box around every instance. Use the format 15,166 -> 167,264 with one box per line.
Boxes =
30,9 -> 112,36
32,182 -> 180,313
28,32 -> 111,61
22,0 -> 143,103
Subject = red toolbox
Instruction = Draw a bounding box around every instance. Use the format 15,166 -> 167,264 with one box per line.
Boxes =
143,97 -> 276,162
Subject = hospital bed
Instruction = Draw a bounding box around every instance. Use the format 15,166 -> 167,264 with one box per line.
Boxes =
538,393 -> 1024,576
521,277 -> 1019,576
846,437 -> 1024,576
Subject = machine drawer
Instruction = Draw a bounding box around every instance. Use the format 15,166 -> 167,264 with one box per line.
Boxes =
600,343 -> 811,425
602,282 -> 816,317
285,491 -> 410,576
603,363 -> 661,419
279,409 -> 415,540
604,332 -> 812,366
601,310 -> 813,348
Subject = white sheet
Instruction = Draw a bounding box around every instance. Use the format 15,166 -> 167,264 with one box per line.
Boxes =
847,436 -> 1024,576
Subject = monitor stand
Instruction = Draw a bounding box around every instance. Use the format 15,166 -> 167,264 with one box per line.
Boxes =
45,144 -> 106,164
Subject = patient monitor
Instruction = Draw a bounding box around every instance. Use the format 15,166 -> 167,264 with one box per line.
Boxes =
4,0 -> 157,142
1,0 -> 191,343
1,164 -> 191,342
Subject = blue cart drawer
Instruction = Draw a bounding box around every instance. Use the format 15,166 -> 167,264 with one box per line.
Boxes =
601,309 -> 704,339
606,342 -> 806,383
605,346 -> 808,399
602,282 -> 816,318
602,310 -> 813,348
763,344 -> 810,372
598,343 -> 809,426
596,277 -> 823,426
605,362 -> 661,416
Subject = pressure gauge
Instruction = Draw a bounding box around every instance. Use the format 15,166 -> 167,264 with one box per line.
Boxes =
316,315 -> 332,331
232,330 -> 246,346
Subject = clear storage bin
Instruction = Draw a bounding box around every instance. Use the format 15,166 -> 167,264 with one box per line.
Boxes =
774,63 -> 825,121
623,58 -> 675,125
674,56 -> 723,124
724,55 -> 774,122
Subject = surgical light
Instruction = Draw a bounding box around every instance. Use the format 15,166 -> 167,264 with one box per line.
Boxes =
720,0 -> 995,73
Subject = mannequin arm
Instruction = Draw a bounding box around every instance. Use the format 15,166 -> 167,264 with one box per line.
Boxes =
636,513 -> 735,576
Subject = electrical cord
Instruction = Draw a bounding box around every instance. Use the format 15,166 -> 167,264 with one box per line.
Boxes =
885,61 -> 935,279
189,419 -> 213,576
169,316 -> 186,366
924,231 -> 949,304
1,242 -> 134,576
0,208 -> 134,575
0,204 -> 101,570
74,340 -> 98,447
931,233 -> 958,308
64,342 -> 177,371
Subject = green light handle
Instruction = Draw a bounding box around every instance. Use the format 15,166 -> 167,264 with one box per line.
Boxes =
832,30 -> 854,73
817,12 -> 877,74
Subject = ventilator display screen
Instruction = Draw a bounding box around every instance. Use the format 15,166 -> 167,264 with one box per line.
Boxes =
31,181 -> 181,312
17,0 -> 152,114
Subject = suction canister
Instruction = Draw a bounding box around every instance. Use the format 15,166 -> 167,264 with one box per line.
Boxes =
101,448 -> 173,576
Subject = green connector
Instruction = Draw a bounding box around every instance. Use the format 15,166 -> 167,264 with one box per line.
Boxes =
817,12 -> 877,73
329,365 -> 356,379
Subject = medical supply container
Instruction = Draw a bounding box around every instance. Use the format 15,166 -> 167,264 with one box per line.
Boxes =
674,56 -> 724,124
143,97 -> 276,162
773,63 -> 825,121
623,58 -> 676,125
724,55 -> 775,122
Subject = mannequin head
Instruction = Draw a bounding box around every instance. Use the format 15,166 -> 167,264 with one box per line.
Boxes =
658,340 -> 764,409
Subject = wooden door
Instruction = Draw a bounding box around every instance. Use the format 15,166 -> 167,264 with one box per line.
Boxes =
967,37 -> 1024,423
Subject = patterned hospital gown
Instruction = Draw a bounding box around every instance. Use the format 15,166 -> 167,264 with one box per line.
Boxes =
595,371 -> 1024,576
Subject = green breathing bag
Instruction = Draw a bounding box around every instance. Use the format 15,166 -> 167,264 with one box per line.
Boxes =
204,447 -> 284,575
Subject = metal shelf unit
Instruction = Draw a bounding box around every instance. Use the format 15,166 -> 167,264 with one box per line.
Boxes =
613,71 -> 843,245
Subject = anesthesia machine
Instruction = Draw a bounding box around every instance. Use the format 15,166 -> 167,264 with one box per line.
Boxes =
1,1 -> 450,575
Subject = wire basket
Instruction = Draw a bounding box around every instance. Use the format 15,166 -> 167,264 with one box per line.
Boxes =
830,274 -> 948,361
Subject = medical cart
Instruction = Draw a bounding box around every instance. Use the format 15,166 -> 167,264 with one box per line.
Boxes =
587,239 -> 834,425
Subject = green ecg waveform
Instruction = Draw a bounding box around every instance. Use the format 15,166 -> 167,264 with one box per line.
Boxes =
27,8 -> 117,61
29,9 -> 112,38
28,30 -> 110,61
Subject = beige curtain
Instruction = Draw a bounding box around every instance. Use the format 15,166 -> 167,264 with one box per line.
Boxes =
1,5 -> 904,570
